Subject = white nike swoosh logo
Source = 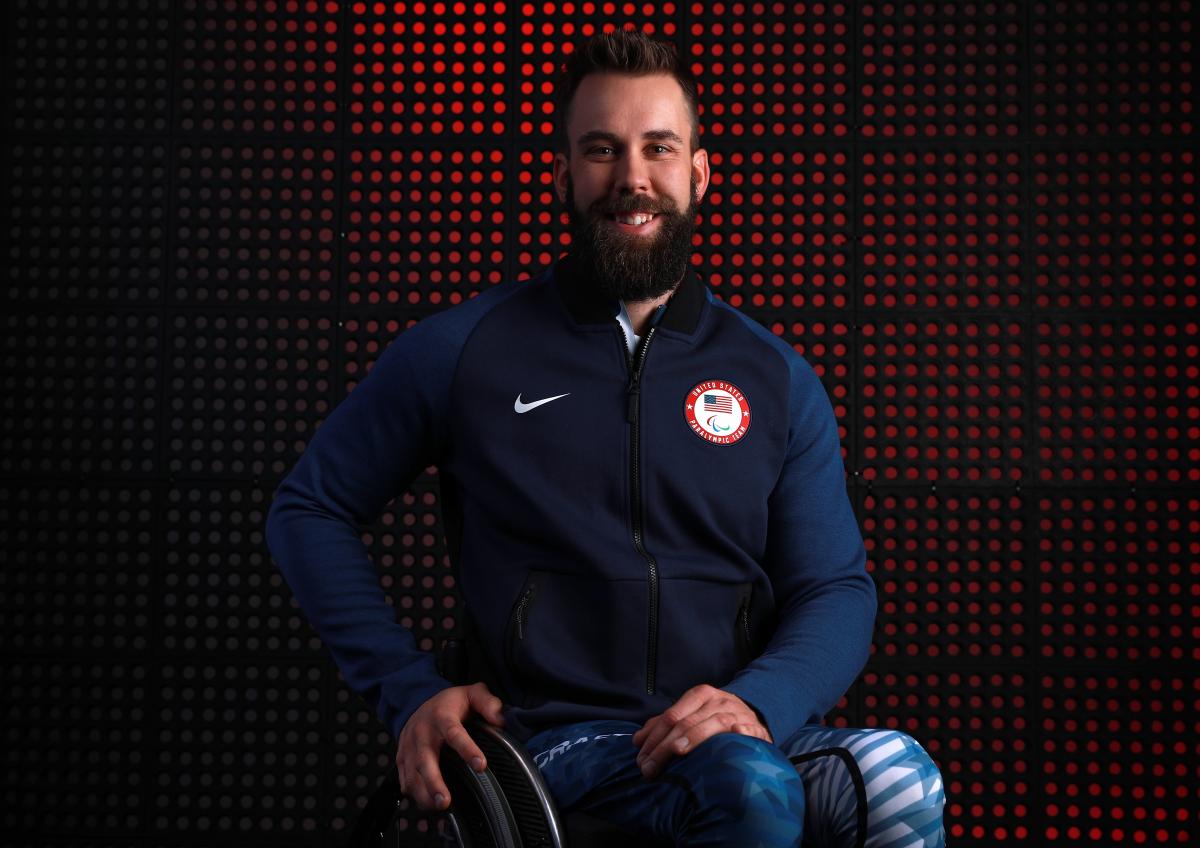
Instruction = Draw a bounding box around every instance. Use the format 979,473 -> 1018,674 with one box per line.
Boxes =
514,392 -> 570,413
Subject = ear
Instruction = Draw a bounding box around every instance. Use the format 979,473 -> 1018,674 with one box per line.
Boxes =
553,152 -> 570,205
691,147 -> 710,204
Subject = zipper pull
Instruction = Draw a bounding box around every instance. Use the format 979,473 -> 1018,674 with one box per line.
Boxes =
627,381 -> 640,423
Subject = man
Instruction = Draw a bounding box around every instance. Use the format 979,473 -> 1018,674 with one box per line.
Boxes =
266,29 -> 946,847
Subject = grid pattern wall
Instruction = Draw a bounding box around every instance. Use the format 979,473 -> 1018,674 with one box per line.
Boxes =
2,2 -> 1196,846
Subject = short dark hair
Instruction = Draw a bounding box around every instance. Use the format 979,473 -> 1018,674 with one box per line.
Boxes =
552,28 -> 701,159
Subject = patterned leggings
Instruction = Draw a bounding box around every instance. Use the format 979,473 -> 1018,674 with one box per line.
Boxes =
524,720 -> 946,847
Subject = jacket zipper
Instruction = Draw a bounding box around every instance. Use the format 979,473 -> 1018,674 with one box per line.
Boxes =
618,321 -> 660,695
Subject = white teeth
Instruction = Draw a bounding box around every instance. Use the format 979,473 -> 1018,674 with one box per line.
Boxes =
615,213 -> 654,226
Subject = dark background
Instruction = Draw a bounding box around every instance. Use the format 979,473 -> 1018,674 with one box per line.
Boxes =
2,1 -> 1196,846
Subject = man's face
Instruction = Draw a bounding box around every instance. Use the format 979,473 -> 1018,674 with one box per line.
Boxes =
554,72 -> 710,302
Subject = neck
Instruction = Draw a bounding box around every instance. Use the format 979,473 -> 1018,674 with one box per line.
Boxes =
623,268 -> 686,336
623,291 -> 672,337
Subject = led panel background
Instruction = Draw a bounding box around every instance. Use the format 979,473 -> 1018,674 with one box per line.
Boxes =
2,2 -> 1196,846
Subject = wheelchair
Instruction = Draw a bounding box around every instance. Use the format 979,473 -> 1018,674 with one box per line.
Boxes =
348,620 -> 672,848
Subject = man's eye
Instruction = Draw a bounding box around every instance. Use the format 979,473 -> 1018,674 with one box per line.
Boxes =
588,145 -> 670,155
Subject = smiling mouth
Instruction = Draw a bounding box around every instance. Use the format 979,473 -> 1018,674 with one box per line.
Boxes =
607,212 -> 659,227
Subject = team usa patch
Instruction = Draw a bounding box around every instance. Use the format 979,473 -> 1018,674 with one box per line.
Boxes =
684,380 -> 751,445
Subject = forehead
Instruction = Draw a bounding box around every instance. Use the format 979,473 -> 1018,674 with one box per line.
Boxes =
567,72 -> 689,142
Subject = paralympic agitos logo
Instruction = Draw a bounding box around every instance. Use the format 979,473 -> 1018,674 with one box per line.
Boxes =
683,380 -> 751,445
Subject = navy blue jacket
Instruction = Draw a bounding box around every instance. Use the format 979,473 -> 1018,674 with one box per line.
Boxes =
265,252 -> 877,747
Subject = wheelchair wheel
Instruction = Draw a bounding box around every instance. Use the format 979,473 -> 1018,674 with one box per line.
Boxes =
349,717 -> 565,848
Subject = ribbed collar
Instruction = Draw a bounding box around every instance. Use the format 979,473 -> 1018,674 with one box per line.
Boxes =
552,250 -> 707,336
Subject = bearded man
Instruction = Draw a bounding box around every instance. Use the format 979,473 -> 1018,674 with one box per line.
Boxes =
267,28 -> 946,848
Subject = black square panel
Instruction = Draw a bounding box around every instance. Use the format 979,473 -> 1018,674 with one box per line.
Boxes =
341,145 -> 509,309
687,7 -> 855,140
3,661 -> 150,836
858,144 -> 1026,310
1033,488 -> 1194,663
1031,1 -> 1197,138
152,661 -> 326,837
163,310 -> 336,478
863,486 -> 1032,662
1038,671 -> 1195,845
175,0 -> 342,135
0,482 -> 156,657
161,481 -> 319,657
1033,315 -> 1196,485
858,315 -> 1028,484
857,3 -> 1024,139
0,308 -> 162,476
171,142 -> 340,305
346,2 -> 509,139
1031,145 -> 1197,310
4,0 -> 173,135
4,141 -> 169,306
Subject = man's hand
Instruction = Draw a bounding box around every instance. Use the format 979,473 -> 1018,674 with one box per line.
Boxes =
396,682 -> 506,812
632,684 -> 773,779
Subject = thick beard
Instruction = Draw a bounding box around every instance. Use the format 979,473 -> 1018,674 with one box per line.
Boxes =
565,174 -> 699,303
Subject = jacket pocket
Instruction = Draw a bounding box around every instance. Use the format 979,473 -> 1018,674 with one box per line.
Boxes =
504,569 -> 647,707
654,578 -> 757,699
736,588 -> 753,667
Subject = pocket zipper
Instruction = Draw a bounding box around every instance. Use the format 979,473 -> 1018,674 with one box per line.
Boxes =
515,585 -> 534,640
737,596 -> 751,656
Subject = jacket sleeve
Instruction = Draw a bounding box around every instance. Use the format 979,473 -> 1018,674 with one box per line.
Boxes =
264,315 -> 462,741
722,354 -> 877,747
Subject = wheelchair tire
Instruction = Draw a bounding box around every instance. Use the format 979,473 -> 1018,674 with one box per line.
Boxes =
348,717 -> 565,848
444,717 -> 564,848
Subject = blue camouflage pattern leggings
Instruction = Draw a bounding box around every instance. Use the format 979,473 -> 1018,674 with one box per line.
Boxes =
524,720 -> 946,847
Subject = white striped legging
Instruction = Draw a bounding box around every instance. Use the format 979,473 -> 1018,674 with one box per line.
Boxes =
526,719 -> 947,847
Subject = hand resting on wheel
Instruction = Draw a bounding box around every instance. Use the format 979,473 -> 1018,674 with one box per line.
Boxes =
396,681 -> 507,813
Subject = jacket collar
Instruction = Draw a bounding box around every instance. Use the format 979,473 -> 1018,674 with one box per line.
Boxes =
552,250 -> 707,335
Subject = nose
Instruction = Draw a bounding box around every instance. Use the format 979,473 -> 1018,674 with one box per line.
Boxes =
611,149 -> 653,199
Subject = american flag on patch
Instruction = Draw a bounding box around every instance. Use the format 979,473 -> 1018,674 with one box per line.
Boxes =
704,394 -> 733,414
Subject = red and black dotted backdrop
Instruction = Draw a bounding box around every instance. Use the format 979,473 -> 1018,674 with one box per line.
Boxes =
2,2 -> 1196,846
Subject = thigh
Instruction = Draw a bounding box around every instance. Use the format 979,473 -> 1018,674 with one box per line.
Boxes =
525,720 -> 806,846
524,719 -> 645,813
525,719 -> 686,840
779,725 -> 946,848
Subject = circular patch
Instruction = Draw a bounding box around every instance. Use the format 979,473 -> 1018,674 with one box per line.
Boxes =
684,380 -> 751,445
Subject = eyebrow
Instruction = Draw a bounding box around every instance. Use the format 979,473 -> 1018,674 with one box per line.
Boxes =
576,129 -> 685,148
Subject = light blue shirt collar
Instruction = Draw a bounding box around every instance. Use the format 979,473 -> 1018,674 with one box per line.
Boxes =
615,300 -> 640,356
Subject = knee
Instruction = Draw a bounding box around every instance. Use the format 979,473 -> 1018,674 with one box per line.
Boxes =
857,731 -> 945,844
682,732 -> 805,822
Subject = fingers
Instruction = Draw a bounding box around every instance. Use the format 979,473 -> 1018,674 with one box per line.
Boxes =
632,714 -> 659,747
396,724 -> 451,810
634,685 -> 718,776
633,684 -> 712,752
733,721 -> 771,743
633,714 -> 671,760
639,711 -> 742,779
467,681 -> 507,728
442,718 -> 488,774
397,719 -> 490,813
